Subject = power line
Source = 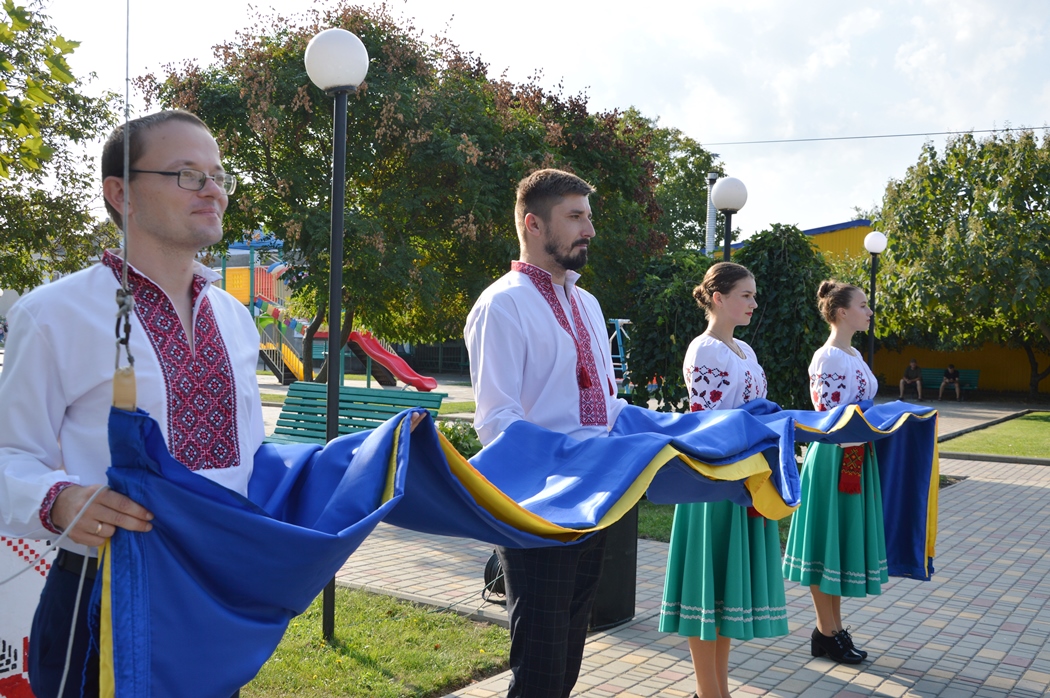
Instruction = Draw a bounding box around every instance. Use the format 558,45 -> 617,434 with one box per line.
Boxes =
706,126 -> 1047,146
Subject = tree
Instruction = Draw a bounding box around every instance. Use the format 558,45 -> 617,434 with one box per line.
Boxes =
0,0 -> 119,290
624,249 -> 713,412
649,123 -> 721,253
733,224 -> 831,409
878,130 -> 1050,394
142,1 -> 666,376
624,225 -> 830,412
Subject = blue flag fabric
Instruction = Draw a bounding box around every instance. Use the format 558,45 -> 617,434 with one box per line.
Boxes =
94,403 -> 789,696
615,401 -> 795,509
95,408 -> 405,696
775,399 -> 940,580
92,399 -> 935,696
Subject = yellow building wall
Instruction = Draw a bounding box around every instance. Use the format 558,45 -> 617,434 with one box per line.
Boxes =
807,222 -> 873,260
873,343 -> 1050,395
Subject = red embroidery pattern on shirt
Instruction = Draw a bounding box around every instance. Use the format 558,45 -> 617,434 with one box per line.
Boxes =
742,371 -> 755,402
687,364 -> 730,410
104,253 -> 240,470
741,367 -> 768,403
812,370 -> 847,411
512,262 -> 607,426
854,370 -> 869,400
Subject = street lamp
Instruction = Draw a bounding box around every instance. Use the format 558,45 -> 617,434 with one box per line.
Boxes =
710,177 -> 747,261
305,26 -> 369,643
863,230 -> 888,369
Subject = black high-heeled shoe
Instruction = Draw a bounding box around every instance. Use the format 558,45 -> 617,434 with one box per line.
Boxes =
810,628 -> 864,664
838,627 -> 868,659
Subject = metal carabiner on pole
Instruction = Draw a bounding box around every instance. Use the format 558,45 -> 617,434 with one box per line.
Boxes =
113,286 -> 136,410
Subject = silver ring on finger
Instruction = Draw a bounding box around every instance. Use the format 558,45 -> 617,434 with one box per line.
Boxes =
95,521 -> 103,535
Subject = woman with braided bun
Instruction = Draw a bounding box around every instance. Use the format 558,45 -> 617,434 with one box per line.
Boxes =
783,280 -> 884,664
659,262 -> 788,698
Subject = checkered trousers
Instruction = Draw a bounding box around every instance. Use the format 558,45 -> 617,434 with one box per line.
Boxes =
496,529 -> 608,698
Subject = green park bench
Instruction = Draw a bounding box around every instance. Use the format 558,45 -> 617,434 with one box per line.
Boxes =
265,380 -> 447,445
918,367 -> 980,393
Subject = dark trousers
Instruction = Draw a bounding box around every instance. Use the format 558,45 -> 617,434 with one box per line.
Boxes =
496,530 -> 607,698
29,560 -> 242,698
29,564 -> 99,698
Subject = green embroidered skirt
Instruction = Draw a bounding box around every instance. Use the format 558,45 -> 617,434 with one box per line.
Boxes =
783,441 -> 888,596
659,500 -> 788,640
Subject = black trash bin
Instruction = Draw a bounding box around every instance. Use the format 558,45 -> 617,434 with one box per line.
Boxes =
588,504 -> 638,631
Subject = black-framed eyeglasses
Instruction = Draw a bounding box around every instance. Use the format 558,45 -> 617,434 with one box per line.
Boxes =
129,168 -> 237,195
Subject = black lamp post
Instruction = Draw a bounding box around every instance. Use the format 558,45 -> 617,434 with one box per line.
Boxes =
305,26 -> 369,643
863,230 -> 888,369
710,176 -> 747,261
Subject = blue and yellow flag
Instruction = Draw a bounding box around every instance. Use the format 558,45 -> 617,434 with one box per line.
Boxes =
90,400 -> 934,696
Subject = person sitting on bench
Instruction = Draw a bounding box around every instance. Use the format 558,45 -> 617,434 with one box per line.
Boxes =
899,358 -> 922,401
940,363 -> 962,401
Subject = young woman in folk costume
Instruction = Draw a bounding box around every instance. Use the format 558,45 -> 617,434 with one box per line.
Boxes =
659,262 -> 788,698
783,280 -> 885,664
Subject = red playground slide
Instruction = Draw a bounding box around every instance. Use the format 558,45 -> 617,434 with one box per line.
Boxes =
349,331 -> 439,392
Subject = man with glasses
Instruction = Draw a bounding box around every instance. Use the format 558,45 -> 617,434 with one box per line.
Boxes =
0,110 -> 264,697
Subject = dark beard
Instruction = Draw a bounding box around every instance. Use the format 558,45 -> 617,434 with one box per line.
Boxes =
545,238 -> 589,271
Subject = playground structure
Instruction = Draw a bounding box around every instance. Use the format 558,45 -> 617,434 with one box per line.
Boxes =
609,319 -> 631,396
218,240 -> 439,391
218,240 -> 630,394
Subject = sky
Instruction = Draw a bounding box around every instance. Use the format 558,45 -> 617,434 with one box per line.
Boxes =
42,0 -> 1050,239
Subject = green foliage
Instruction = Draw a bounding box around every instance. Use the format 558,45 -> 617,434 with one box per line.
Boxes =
623,249 -> 713,411
0,0 -> 74,178
0,1 -> 119,290
734,224 -> 831,409
437,420 -> 482,458
244,588 -> 508,698
650,125 -> 721,253
142,2 -> 668,343
878,129 -> 1050,393
623,225 -> 830,411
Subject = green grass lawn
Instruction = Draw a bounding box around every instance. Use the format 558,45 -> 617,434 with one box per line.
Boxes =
942,412 -> 1050,459
243,588 -> 508,698
438,400 -> 475,415
637,498 -> 675,542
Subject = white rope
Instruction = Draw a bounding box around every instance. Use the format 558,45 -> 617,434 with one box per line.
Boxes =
120,0 -> 130,292
56,549 -> 93,698
115,0 -> 135,371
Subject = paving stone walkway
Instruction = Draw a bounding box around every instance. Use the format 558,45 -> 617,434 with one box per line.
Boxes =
262,372 -> 1048,697
335,455 -> 1050,697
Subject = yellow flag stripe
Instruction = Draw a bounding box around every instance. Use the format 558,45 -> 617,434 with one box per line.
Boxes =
99,541 -> 115,698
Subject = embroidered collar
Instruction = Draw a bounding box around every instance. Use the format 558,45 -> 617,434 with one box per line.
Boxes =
511,261 -> 608,427
101,250 -> 240,471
